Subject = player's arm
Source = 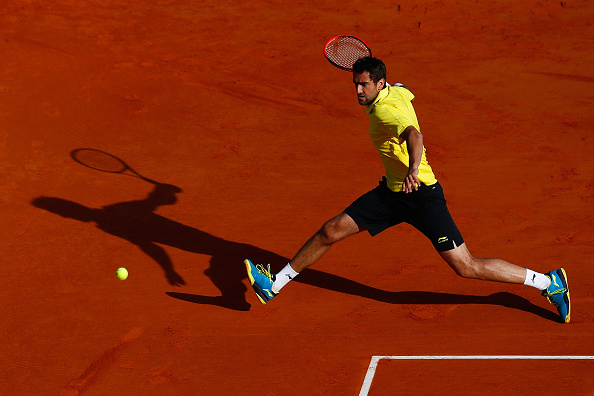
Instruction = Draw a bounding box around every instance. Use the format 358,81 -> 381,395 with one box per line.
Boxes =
400,125 -> 423,193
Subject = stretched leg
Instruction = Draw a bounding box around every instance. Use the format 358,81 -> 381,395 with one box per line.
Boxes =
439,242 -> 526,283
440,242 -> 571,323
289,212 -> 363,272
244,213 -> 363,304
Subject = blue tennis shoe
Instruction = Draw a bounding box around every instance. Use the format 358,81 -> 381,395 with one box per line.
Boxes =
542,268 -> 570,323
245,259 -> 278,304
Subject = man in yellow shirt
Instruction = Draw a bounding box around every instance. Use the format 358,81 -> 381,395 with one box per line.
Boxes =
246,57 -> 570,323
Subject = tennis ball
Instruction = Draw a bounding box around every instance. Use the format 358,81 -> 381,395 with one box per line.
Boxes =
116,267 -> 128,280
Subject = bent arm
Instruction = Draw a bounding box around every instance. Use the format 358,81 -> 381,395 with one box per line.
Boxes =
400,125 -> 424,193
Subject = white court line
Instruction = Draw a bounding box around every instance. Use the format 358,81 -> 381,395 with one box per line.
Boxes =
359,355 -> 594,396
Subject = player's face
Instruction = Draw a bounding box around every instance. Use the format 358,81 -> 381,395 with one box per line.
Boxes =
353,71 -> 385,106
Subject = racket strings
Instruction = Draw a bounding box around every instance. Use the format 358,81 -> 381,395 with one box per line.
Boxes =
72,149 -> 127,173
325,36 -> 371,70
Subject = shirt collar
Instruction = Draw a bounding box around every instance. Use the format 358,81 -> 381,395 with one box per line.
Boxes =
365,85 -> 390,114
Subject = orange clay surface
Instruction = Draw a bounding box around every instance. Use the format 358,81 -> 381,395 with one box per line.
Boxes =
1,1 -> 594,395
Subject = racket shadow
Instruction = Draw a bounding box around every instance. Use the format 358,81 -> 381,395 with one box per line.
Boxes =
70,148 -> 160,184
31,185 -> 558,320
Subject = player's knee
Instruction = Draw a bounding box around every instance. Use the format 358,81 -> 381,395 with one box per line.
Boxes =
317,218 -> 347,245
454,265 -> 478,279
316,224 -> 338,245
442,246 -> 482,279
451,258 -> 480,279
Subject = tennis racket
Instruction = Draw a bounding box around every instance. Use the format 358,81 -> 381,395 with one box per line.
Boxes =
71,148 -> 159,184
324,35 -> 372,71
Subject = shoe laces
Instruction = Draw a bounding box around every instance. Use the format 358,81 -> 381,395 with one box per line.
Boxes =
543,284 -> 567,308
545,287 -> 567,296
255,263 -> 274,280
543,274 -> 567,297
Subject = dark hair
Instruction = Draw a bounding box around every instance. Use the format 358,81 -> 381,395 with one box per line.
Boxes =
353,57 -> 387,83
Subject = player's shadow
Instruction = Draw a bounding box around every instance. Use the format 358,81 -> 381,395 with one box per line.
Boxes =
295,271 -> 561,322
31,183 -> 285,311
31,184 -> 559,321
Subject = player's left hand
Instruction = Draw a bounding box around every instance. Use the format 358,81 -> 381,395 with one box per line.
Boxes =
403,169 -> 420,193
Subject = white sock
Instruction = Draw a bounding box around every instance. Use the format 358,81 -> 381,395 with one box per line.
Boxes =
524,269 -> 551,290
272,263 -> 299,293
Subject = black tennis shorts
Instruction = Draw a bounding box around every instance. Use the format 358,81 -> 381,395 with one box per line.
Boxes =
344,178 -> 464,252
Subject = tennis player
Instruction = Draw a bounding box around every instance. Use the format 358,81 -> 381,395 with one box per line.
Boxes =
245,57 -> 570,323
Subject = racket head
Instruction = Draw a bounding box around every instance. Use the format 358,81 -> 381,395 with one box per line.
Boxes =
324,35 -> 372,71
71,148 -> 128,173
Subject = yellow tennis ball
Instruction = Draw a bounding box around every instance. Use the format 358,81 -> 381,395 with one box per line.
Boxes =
116,267 -> 128,280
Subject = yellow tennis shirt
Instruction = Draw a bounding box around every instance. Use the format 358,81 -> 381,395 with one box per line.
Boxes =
365,85 -> 437,192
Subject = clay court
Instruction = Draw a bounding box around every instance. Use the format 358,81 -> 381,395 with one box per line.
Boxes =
2,0 -> 593,394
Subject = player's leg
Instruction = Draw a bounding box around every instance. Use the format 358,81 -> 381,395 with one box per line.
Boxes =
245,180 -> 394,304
289,212 -> 363,272
245,212 -> 363,304
439,242 -> 526,283
412,182 -> 570,322
439,243 -> 570,323
409,183 -> 539,285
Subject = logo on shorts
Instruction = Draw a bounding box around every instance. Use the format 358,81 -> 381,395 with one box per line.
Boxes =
437,236 -> 449,243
